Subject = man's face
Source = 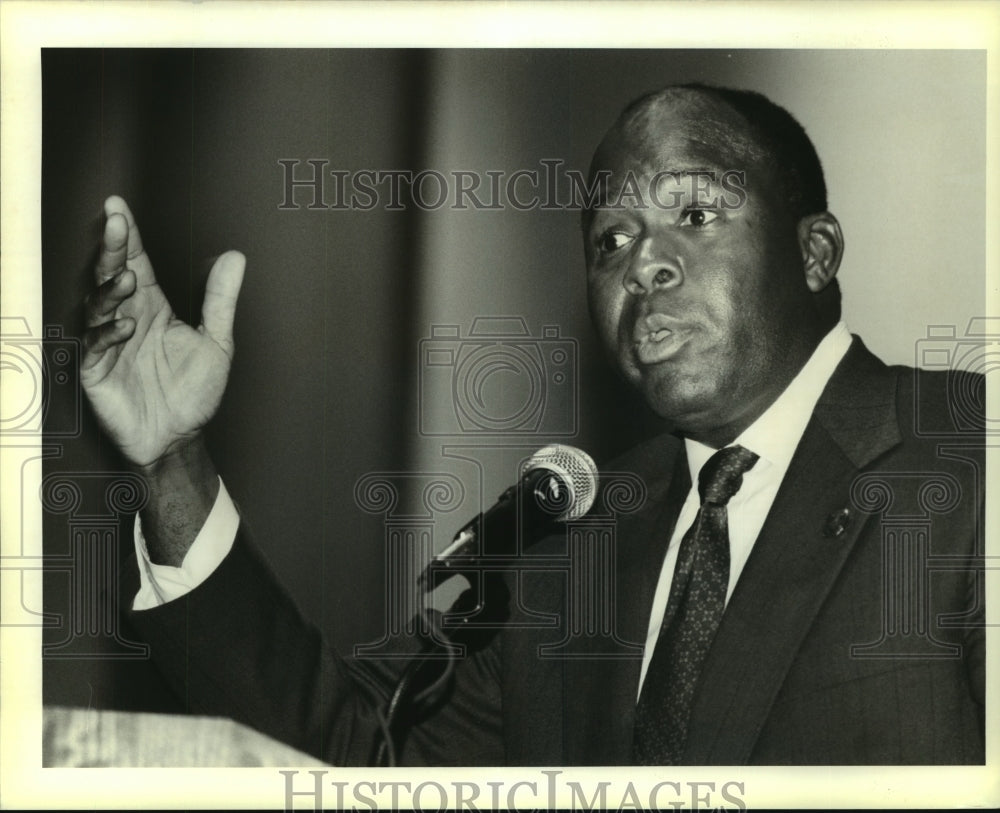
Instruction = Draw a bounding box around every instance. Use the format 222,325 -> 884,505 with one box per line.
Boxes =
585,94 -> 825,447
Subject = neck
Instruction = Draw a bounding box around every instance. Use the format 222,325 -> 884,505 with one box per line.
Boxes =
680,324 -> 834,449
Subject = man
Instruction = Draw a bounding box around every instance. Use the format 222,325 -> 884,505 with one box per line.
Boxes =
81,84 -> 984,765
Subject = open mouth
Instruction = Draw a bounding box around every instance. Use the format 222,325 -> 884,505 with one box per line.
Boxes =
633,315 -> 688,365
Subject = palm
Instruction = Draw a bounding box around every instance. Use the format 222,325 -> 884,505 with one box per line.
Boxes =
81,198 -> 244,468
83,286 -> 228,466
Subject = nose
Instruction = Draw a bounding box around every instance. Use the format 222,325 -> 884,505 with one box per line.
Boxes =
622,236 -> 683,295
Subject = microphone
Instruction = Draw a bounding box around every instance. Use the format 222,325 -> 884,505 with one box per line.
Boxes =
421,444 -> 598,588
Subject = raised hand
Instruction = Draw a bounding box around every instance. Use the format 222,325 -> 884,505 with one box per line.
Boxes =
81,196 -> 245,468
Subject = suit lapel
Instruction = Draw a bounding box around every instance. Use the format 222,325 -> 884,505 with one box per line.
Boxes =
682,338 -> 903,764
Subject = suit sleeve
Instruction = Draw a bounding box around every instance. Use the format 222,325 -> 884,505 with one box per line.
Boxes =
124,528 -> 505,765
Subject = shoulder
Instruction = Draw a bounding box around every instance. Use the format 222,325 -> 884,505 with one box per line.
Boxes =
597,430 -> 684,505
599,430 -> 682,477
889,362 -> 985,438
817,336 -> 985,460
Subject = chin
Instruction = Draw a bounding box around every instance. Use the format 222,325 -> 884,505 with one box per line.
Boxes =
641,376 -> 719,428
644,386 -> 701,424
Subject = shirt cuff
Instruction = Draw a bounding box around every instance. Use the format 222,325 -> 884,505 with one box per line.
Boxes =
131,477 -> 239,611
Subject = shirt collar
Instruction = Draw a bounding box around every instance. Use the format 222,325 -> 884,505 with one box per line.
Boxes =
685,321 -> 853,478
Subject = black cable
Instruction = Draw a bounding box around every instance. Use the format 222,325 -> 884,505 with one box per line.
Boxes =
372,704 -> 397,767
412,611 -> 457,706
371,612 -> 458,766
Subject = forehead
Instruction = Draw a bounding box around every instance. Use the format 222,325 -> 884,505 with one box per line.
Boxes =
593,90 -> 763,179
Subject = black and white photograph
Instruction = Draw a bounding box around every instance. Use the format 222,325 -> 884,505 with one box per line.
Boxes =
1,2 -> 997,810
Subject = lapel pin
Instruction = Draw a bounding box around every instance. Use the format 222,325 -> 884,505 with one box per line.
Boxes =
823,507 -> 851,538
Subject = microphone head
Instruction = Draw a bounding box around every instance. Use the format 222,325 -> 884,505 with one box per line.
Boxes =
523,444 -> 598,522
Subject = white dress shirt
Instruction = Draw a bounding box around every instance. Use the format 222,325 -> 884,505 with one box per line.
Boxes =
636,321 -> 852,693
133,324 -> 855,690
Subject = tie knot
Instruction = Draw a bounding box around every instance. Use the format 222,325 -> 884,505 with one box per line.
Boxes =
698,444 -> 759,506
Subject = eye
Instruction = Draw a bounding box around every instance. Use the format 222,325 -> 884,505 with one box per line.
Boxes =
680,208 -> 719,228
596,230 -> 633,253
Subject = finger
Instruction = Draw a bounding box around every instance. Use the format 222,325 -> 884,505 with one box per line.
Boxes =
81,317 -> 136,370
103,195 -> 145,262
199,250 -> 246,355
101,195 -> 157,287
84,267 -> 137,328
94,211 -> 130,285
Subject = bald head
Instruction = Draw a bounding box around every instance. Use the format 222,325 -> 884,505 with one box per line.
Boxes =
599,87 -> 765,178
589,83 -> 828,223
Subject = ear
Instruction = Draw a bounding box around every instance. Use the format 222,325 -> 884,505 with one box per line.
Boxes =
797,211 -> 844,292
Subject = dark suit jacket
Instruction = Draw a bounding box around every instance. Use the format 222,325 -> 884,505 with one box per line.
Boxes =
126,337 -> 985,765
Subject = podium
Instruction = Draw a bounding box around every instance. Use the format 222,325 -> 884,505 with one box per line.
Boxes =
43,706 -> 328,767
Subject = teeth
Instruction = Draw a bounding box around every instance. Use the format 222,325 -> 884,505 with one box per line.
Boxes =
651,328 -> 672,342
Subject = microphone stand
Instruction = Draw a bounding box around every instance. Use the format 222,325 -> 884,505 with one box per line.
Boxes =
368,575 -> 514,767
368,476 -> 563,767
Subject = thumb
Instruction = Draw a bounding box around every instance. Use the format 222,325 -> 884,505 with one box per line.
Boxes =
200,250 -> 246,355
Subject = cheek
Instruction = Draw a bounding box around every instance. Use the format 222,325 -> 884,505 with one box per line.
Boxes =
697,236 -> 779,334
689,266 -> 744,340
586,275 -> 624,342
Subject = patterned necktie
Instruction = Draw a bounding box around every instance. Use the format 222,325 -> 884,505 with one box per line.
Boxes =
632,444 -> 760,765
